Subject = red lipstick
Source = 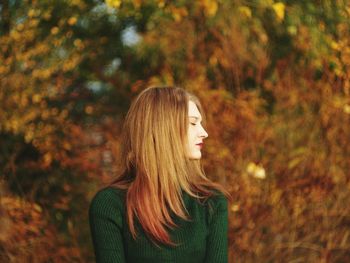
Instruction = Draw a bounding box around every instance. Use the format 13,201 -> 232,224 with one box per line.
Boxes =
196,143 -> 203,149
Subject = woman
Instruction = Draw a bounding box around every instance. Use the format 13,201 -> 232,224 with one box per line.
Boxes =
89,86 -> 229,263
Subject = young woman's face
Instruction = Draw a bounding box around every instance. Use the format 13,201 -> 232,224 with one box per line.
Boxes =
187,100 -> 208,159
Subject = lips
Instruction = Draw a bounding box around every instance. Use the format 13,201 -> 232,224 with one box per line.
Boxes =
195,143 -> 203,149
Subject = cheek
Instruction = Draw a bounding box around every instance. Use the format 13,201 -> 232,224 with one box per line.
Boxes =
187,127 -> 196,142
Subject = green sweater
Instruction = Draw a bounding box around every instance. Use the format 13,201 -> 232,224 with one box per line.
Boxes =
89,187 -> 228,263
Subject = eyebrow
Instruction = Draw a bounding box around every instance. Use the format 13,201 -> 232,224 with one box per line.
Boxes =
188,116 -> 202,121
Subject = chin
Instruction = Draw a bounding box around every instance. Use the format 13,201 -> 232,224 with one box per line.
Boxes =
189,152 -> 202,160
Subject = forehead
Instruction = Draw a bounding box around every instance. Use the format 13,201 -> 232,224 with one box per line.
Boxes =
188,100 -> 201,117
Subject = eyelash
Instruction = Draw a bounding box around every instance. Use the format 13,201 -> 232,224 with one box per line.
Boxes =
190,122 -> 196,126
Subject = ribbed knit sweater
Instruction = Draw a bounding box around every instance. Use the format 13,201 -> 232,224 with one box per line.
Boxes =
89,187 -> 228,263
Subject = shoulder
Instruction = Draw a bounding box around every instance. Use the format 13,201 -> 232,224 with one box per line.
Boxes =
205,191 -> 228,223
207,190 -> 228,207
89,186 -> 126,216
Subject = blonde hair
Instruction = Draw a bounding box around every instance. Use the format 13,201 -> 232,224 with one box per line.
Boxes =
111,86 -> 226,246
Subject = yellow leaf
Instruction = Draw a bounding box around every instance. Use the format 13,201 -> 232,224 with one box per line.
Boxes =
28,9 -> 36,18
43,11 -> 51,20
11,119 -> 20,133
288,157 -> 302,169
106,0 -> 121,8
70,0 -> 86,8
51,27 -> 59,35
68,17 -> 77,26
287,25 -> 297,35
29,18 -> 39,27
238,6 -> 252,18
344,104 -> 350,114
43,153 -> 52,166
203,0 -> 218,17
85,105 -> 93,114
272,2 -> 285,21
33,204 -> 42,213
32,94 -> 41,103
247,162 -> 266,179
246,162 -> 257,174
330,40 -> 340,50
254,166 -> 266,179
63,142 -> 72,150
16,23 -> 24,31
24,130 -> 34,143
10,30 -> 21,41
172,12 -> 181,22
271,190 -> 282,205
171,7 -> 188,22
341,231 -> 350,246
74,38 -> 83,48
231,204 -> 240,212
158,0 -> 165,8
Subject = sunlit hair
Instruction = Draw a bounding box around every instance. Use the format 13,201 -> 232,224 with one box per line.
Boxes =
110,86 -> 227,246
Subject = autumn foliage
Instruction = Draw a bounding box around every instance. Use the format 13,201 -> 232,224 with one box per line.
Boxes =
1,0 -> 350,262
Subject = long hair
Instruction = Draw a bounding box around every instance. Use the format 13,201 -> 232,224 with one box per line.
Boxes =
110,86 -> 227,246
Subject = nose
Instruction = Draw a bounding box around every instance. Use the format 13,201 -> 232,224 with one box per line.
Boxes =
199,124 -> 208,139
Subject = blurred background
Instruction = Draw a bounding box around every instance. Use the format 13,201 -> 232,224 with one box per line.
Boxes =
0,0 -> 349,262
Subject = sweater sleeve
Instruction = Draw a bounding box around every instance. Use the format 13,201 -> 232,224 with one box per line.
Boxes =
89,188 -> 126,263
204,194 -> 228,263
